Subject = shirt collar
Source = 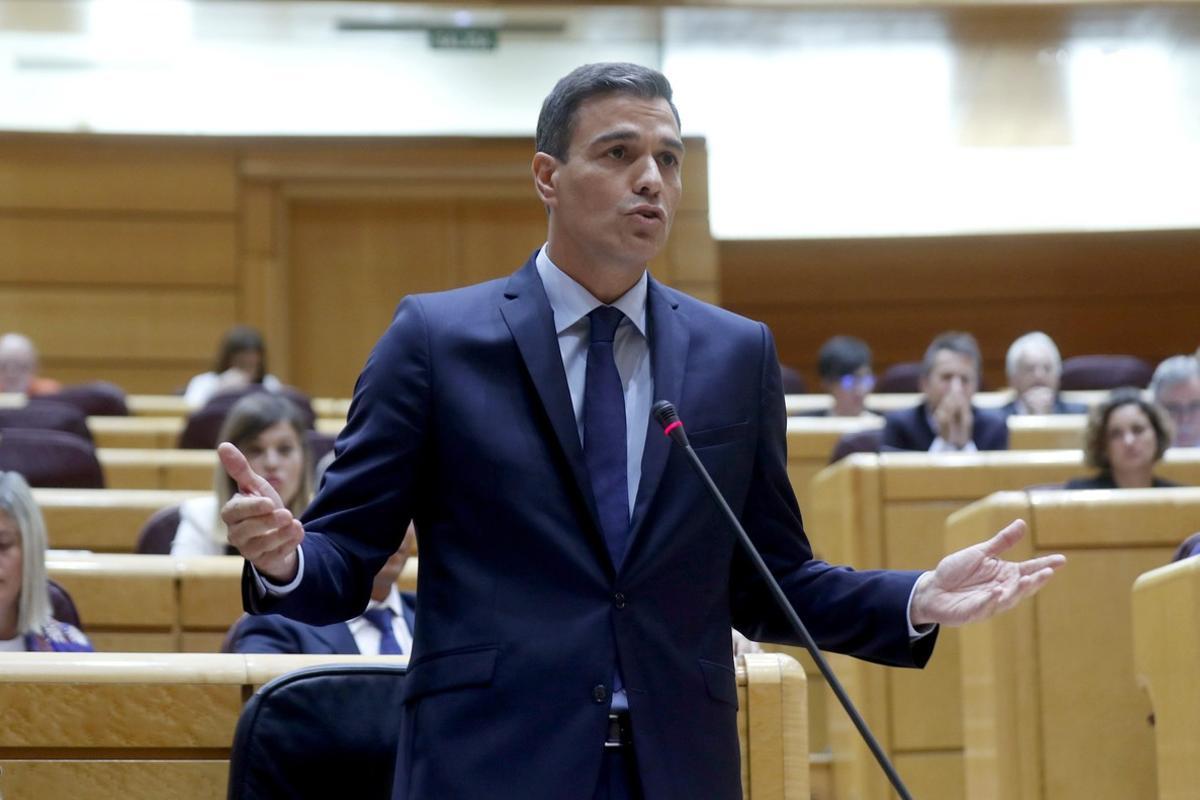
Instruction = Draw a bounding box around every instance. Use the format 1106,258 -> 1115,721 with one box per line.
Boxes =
365,585 -> 402,616
535,244 -> 648,338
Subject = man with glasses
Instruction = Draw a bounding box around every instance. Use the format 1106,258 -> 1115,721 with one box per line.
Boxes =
1151,355 -> 1200,447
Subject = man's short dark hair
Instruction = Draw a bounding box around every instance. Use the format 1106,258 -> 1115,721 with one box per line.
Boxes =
536,63 -> 680,161
922,331 -> 982,378
817,336 -> 872,382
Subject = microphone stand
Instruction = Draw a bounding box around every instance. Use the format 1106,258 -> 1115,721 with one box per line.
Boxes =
653,401 -> 915,800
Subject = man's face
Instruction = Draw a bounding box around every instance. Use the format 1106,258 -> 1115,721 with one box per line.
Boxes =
922,350 -> 978,410
0,344 -> 34,394
539,92 -> 683,277
1010,345 -> 1059,396
1157,377 -> 1200,447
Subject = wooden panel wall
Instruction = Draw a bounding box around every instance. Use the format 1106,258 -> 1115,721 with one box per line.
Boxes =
720,231 -> 1200,391
0,134 -> 715,398
0,135 -> 240,392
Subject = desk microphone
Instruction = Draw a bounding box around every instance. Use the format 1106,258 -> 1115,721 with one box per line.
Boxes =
651,400 -> 915,800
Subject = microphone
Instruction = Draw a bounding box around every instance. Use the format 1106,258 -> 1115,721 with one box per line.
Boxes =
652,400 -> 915,800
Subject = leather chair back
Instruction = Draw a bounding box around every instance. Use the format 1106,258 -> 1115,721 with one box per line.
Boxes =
0,400 -> 91,442
136,505 -> 184,554
227,663 -> 407,800
44,381 -> 129,416
1061,355 -> 1154,391
0,429 -> 104,488
829,427 -> 883,463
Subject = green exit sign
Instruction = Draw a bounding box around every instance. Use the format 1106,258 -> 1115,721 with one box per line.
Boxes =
428,27 -> 498,50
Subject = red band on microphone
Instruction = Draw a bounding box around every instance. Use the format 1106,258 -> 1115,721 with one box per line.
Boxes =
663,421 -> 683,437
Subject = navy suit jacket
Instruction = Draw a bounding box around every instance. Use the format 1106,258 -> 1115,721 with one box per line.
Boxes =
229,592 -> 416,655
243,255 -> 934,799
883,403 -> 1009,452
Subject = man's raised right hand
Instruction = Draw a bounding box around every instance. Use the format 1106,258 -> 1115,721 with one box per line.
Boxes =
218,442 -> 305,584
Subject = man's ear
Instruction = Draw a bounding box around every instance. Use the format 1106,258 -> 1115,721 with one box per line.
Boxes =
531,152 -> 560,209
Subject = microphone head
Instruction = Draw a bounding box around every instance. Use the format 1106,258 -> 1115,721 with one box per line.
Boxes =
652,400 -> 689,447
652,400 -> 679,430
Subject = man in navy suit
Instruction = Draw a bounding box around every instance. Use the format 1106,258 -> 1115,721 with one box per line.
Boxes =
218,64 -> 1063,799
884,331 -> 1010,452
228,528 -> 416,655
999,331 -> 1087,417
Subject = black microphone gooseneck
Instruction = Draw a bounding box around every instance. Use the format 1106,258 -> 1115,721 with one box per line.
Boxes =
651,400 -> 915,800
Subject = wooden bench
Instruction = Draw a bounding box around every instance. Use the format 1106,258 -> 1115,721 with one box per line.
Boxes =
1007,414 -> 1087,451
804,450 -> 1200,800
1133,556 -> 1200,800
35,488 -> 205,552
948,489 -> 1200,800
0,651 -> 806,800
98,449 -> 216,491
123,395 -> 351,421
45,553 -> 419,654
87,417 -> 344,450
785,389 -> 1105,416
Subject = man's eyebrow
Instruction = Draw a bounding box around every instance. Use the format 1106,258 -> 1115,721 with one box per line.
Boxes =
590,129 -> 686,154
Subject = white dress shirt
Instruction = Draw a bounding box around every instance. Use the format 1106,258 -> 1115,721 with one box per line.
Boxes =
347,585 -> 414,655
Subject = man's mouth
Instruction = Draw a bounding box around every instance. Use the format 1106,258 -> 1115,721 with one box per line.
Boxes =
629,206 -> 665,222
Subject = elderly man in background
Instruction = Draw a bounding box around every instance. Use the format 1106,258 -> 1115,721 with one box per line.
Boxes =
883,331 -> 1008,452
1150,355 -> 1200,447
1000,332 -> 1086,417
0,333 -> 60,396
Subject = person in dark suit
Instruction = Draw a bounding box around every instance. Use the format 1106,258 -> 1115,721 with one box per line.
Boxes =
999,331 -> 1087,417
217,63 -> 1063,800
1063,388 -> 1178,490
228,527 -> 416,655
883,331 -> 1009,452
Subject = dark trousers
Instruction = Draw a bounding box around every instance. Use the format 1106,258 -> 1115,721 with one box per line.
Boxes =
593,746 -> 643,800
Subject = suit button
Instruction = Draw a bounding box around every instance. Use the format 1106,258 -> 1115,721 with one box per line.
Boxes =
593,684 -> 608,704
613,592 -> 626,609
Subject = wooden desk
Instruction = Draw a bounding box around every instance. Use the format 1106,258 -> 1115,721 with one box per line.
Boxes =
123,394 -> 351,421
1007,414 -> 1087,451
35,488 -> 205,552
805,450 -> 1200,800
88,416 -> 185,449
0,651 -> 806,800
785,389 -> 1105,417
1133,556 -> 1200,800
948,489 -> 1200,800
98,448 -> 216,491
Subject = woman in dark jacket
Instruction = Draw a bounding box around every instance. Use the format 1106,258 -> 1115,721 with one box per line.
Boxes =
1065,388 -> 1178,490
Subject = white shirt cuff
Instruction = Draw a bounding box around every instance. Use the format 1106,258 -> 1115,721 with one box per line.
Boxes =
906,571 -> 937,640
251,546 -> 305,598
929,437 -> 978,453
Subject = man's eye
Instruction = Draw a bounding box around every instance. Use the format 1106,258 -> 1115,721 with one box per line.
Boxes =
660,153 -> 678,167
609,146 -> 625,159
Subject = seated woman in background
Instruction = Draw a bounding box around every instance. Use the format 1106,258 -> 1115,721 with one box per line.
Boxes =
0,472 -> 92,652
799,335 -> 876,417
171,393 -> 313,556
1064,388 -> 1178,490
184,325 -> 283,409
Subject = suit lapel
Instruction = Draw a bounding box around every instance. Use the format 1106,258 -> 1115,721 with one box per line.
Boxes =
626,278 -> 688,558
323,622 -> 361,655
498,257 -> 605,556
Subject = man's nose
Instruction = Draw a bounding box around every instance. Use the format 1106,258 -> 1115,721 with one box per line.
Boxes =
635,156 -> 662,195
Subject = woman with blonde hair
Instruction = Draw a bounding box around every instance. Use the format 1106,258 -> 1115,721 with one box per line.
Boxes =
0,471 -> 92,651
171,393 -> 314,556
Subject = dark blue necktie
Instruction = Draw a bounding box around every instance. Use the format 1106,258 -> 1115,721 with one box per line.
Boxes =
362,607 -> 403,655
584,306 -> 630,569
